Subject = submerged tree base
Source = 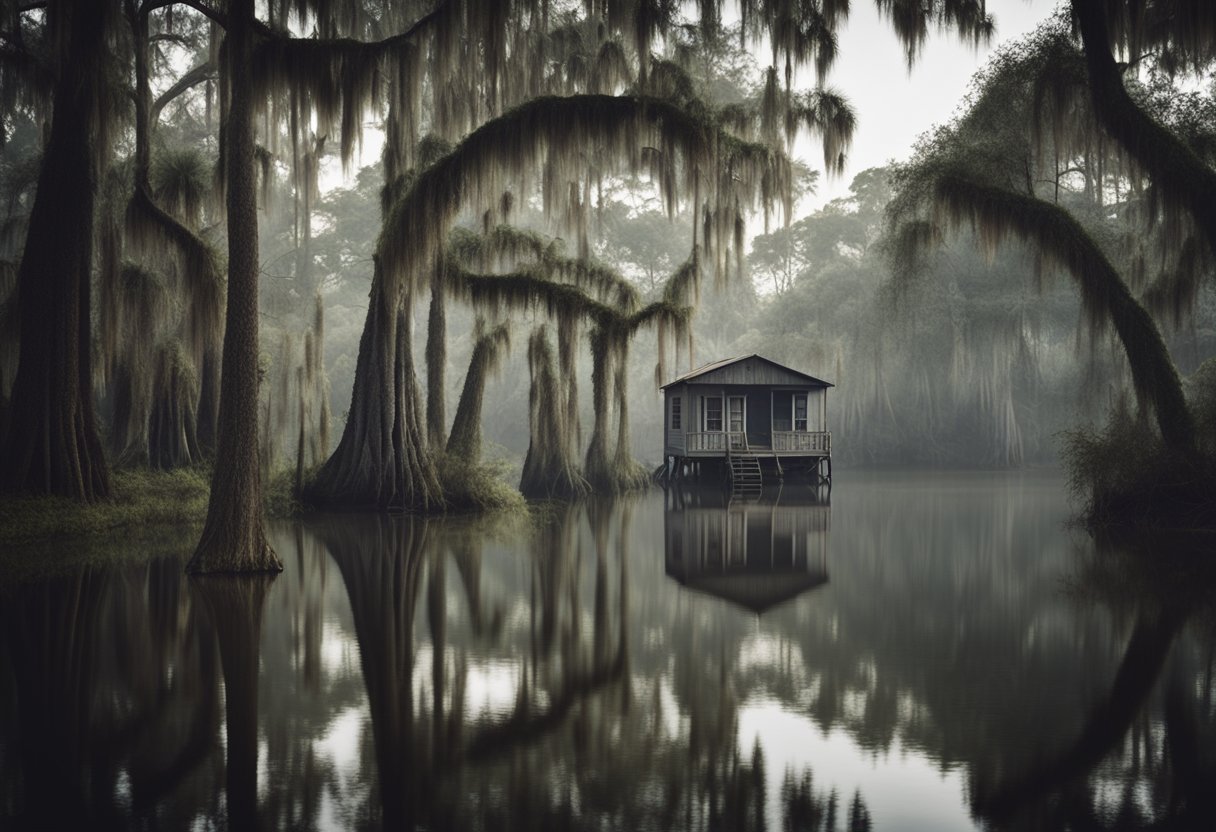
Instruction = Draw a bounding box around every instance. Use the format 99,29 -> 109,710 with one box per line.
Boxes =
186,521 -> 283,575
584,455 -> 653,496
519,465 -> 591,501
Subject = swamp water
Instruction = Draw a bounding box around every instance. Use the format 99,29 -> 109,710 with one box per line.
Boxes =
1,471 -> 1213,831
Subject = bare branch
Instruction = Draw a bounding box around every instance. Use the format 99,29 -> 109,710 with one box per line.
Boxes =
151,60 -> 216,123
256,1 -> 443,56
144,0 -> 226,30
150,32 -> 196,48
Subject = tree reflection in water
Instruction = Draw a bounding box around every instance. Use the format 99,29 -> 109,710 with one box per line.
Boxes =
4,476 -> 1216,831
306,499 -> 803,830
1,559 -> 221,831
190,573 -> 276,831
972,534 -> 1216,831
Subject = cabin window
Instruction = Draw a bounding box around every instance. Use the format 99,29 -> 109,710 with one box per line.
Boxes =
794,393 -> 808,431
704,396 -> 723,432
670,396 -> 682,430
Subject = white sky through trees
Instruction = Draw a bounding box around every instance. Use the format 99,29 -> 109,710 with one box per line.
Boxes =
802,0 -> 1054,207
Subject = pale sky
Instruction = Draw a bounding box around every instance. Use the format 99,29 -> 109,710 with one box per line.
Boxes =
802,0 -> 1056,207
322,1 -> 1059,216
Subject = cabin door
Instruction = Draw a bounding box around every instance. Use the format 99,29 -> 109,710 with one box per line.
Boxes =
746,391 -> 771,448
727,396 -> 746,450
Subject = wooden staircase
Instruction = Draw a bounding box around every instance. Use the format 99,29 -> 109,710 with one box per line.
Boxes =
728,454 -> 763,498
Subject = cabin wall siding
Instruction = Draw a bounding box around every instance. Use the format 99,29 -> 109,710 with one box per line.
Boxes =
664,387 -> 688,457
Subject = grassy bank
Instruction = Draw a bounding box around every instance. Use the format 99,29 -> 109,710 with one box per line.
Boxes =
0,467 -> 212,547
0,469 -> 210,587
0,457 -> 533,548
0,463 -> 538,589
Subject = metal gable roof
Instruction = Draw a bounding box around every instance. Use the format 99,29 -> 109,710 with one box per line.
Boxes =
659,354 -> 834,389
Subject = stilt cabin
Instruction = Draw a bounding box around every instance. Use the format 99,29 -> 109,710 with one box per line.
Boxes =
661,355 -> 833,487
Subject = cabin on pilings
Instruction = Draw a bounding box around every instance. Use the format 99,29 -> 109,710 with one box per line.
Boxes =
660,355 -> 833,489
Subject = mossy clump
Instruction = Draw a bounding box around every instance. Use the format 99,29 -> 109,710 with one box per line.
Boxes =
0,466 -> 211,548
267,466 -> 313,517
1062,393 -> 1216,531
437,454 -> 527,514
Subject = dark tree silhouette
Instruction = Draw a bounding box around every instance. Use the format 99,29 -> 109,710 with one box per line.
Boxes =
187,0 -> 282,573
0,0 -> 114,501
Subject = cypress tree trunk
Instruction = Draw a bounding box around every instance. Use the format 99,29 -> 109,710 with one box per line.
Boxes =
308,294 -> 331,465
520,326 -> 588,499
557,313 -> 581,468
147,349 -> 203,470
425,280 -> 446,449
188,0 -> 282,573
446,322 -> 509,464
109,363 -> 144,465
1072,0 -> 1216,258
613,339 -> 631,468
197,346 -> 221,455
295,367 -> 307,495
131,2 -> 153,192
583,327 -> 614,490
611,338 -> 646,486
585,329 -> 646,493
308,260 -> 443,510
0,0 -> 110,501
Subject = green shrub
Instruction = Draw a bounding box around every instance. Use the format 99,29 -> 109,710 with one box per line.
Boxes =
1062,395 -> 1216,530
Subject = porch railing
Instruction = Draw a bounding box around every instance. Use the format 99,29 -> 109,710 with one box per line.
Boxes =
772,431 -> 831,453
684,431 -> 749,453
682,431 -> 830,454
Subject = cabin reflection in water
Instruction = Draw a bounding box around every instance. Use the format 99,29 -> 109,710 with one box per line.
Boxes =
663,485 -> 830,613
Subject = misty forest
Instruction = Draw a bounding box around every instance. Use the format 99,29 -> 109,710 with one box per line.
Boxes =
2,0 -> 1216,830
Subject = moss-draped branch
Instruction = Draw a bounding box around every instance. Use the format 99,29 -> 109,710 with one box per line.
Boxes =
377,94 -> 773,304
933,174 -> 1196,453
1071,0 -> 1216,259
447,262 -> 691,339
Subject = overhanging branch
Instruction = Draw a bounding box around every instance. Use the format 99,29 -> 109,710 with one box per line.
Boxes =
151,60 -> 215,123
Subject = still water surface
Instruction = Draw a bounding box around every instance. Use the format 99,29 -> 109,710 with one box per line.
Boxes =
2,471 -> 1213,831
